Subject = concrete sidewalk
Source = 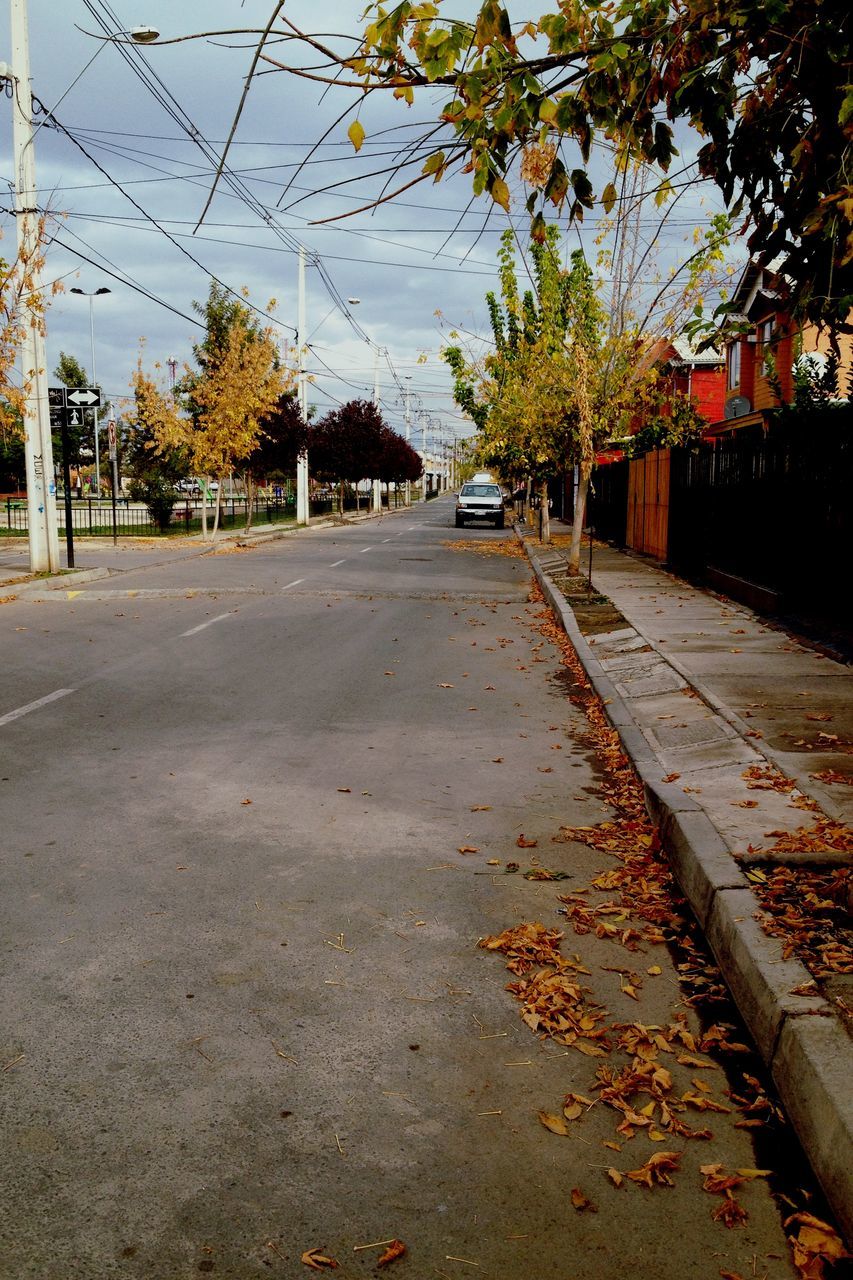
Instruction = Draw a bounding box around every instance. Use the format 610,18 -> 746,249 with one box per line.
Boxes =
520,531 -> 852,1243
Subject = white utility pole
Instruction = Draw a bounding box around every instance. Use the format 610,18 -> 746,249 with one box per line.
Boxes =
404,376 -> 412,507
371,346 -> 382,514
9,0 -> 60,571
296,245 -> 309,525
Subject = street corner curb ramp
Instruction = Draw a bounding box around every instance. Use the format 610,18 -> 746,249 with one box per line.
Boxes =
517,530 -> 853,1245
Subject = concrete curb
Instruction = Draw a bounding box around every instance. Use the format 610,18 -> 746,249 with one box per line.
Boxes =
520,532 -> 853,1243
6,566 -> 114,595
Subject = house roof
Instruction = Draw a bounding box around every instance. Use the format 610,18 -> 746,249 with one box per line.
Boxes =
669,335 -> 723,366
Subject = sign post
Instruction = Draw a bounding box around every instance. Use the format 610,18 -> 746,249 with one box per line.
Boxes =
106,414 -> 117,545
108,413 -> 118,546
57,409 -> 75,568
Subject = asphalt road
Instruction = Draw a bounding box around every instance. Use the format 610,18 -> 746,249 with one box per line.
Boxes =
1,499 -> 802,1279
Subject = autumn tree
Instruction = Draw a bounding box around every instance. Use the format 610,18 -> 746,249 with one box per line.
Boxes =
243,391 -> 307,530
125,355 -> 188,531
162,3 -> 848,338
309,399 -> 389,514
1,219 -> 56,436
149,282 -> 293,539
445,228 -> 641,555
375,424 -> 423,500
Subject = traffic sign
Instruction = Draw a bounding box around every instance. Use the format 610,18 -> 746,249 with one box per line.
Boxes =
48,386 -> 65,409
66,387 -> 101,408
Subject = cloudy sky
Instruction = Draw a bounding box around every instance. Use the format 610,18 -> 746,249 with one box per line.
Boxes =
2,1 -> 734,450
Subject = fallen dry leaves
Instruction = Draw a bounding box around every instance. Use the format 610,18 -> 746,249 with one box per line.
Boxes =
747,864 -> 853,976
474,590 -> 846,1270
301,1246 -> 339,1270
785,1212 -> 849,1279
377,1239 -> 407,1268
625,1150 -> 681,1187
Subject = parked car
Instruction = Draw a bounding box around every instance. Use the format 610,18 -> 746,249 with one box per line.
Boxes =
455,481 -> 505,529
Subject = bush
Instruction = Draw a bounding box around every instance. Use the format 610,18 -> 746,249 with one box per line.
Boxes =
128,476 -> 178,531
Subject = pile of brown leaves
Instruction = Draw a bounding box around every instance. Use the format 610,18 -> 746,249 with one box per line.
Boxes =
479,923 -> 609,1055
442,538 -> 524,558
749,865 -> 853,977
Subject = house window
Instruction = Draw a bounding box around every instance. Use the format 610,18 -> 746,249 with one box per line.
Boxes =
759,319 -> 774,375
727,340 -> 741,390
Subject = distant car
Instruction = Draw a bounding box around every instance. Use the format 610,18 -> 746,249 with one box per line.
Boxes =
455,482 -> 505,529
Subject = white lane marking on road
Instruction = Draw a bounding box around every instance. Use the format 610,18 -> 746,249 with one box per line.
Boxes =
328,559 -> 346,567
181,612 -> 233,638
0,688 -> 75,728
381,539 -> 391,543
281,578 -> 305,591
359,547 -> 373,553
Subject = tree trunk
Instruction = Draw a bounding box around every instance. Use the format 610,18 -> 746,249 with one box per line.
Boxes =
244,473 -> 254,533
538,476 -> 551,543
568,462 -> 592,574
211,482 -> 223,540
200,482 -> 209,541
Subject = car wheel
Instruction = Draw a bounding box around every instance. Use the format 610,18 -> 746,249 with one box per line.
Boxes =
455,516 -> 464,528
495,515 -> 505,529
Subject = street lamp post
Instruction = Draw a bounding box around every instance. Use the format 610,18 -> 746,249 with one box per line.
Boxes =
69,286 -> 110,497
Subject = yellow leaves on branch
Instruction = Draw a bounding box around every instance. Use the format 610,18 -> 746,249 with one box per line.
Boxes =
134,297 -> 295,482
189,319 -> 293,477
1,217 -> 55,433
128,354 -> 184,448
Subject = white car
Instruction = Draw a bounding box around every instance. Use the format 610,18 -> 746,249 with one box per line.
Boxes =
455,482 -> 505,529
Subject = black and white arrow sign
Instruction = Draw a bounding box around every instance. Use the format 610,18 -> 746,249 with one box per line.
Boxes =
66,387 -> 101,407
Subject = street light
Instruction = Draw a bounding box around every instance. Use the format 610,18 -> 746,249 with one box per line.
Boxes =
69,286 -> 111,496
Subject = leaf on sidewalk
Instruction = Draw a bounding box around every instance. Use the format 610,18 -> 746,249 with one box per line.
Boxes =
301,1246 -> 339,1270
785,1212 -> 849,1278
516,835 -> 538,848
626,1150 -> 681,1187
538,1110 -> 569,1136
570,1187 -> 597,1212
377,1240 -> 407,1268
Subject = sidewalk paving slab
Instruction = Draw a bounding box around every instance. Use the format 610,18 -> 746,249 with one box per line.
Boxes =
519,529 -> 853,1244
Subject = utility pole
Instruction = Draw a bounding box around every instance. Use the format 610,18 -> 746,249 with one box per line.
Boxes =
9,0 -> 60,571
404,376 -> 412,507
371,346 -> 382,514
296,245 -> 309,525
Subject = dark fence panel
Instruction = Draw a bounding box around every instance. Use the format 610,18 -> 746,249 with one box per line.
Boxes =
590,460 -> 628,547
668,421 -> 851,612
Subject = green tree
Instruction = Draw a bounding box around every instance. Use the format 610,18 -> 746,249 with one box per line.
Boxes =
445,228 -> 640,556
53,351 -> 93,469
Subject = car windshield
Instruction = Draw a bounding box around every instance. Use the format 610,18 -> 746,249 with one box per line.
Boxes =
461,484 -> 501,497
